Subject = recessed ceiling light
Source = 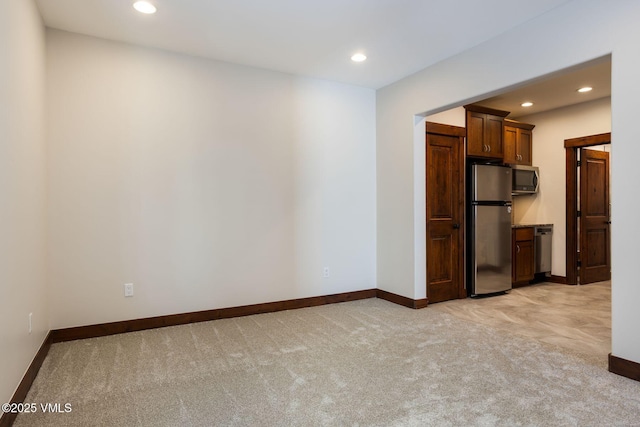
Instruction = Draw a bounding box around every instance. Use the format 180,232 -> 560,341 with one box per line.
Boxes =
351,53 -> 367,63
521,102 -> 533,107
577,86 -> 593,93
133,1 -> 157,14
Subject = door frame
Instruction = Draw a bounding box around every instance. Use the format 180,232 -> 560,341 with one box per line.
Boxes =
565,132 -> 611,285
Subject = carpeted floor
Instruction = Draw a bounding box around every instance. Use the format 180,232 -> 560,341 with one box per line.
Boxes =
15,298 -> 640,426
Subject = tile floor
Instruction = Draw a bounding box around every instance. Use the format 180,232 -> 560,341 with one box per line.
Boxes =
430,281 -> 611,363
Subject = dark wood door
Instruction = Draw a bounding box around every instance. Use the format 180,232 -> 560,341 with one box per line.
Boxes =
579,148 -> 611,284
425,122 -> 465,303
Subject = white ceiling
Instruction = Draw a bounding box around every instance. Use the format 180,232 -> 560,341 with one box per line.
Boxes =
476,57 -> 611,118
35,0 -> 573,89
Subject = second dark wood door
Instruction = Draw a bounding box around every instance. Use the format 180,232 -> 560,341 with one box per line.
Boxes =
580,148 -> 611,284
426,122 -> 465,303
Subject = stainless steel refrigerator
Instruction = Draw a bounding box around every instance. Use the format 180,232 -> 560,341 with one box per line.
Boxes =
468,164 -> 512,297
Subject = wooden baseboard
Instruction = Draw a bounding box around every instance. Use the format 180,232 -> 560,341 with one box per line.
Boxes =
376,289 -> 428,309
0,332 -> 53,427
3,286 -> 425,426
609,353 -> 640,382
51,288 -> 429,343
548,275 -> 568,284
51,289 -> 378,343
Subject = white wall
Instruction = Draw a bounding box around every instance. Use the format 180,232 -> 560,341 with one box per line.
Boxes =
46,30 -> 376,328
425,107 -> 465,128
0,0 -> 48,406
513,97 -> 611,277
376,0 -> 640,364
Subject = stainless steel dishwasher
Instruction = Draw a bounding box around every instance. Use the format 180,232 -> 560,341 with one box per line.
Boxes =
534,225 -> 553,274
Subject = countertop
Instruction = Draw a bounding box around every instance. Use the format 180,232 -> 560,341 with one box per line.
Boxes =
512,223 -> 554,229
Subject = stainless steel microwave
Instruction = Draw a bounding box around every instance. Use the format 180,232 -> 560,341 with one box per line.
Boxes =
511,165 -> 539,194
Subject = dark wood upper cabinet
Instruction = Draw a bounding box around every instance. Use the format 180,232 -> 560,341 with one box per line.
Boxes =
465,105 -> 509,159
504,119 -> 534,166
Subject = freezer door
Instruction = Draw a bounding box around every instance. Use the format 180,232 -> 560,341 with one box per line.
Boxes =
472,164 -> 512,202
473,205 -> 512,295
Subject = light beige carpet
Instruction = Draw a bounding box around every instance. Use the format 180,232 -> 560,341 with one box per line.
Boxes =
15,298 -> 640,426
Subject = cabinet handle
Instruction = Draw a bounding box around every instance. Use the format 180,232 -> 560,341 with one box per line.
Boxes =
488,145 -> 491,153
516,244 -> 520,254
483,144 -> 488,152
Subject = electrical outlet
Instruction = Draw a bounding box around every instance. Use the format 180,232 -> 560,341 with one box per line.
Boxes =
124,283 -> 134,297
28,313 -> 32,334
323,267 -> 330,278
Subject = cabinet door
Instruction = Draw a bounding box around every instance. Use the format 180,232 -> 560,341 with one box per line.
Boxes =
514,239 -> 535,283
466,111 -> 487,157
512,228 -> 535,284
486,115 -> 504,157
503,125 -> 518,164
504,125 -> 533,165
518,129 -> 532,165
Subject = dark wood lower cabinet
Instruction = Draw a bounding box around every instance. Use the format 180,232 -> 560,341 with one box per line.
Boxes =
512,227 -> 535,286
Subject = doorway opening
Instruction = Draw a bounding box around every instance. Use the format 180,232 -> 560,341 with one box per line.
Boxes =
565,133 -> 611,285
417,58 -> 612,363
